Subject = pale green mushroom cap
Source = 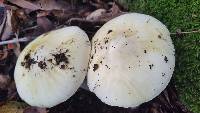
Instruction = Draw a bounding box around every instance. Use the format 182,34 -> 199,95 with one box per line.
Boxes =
14,26 -> 91,108
87,13 -> 175,108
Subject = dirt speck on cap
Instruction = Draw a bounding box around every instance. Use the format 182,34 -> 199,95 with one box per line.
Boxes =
52,53 -> 69,65
60,65 -> 66,69
158,35 -> 162,39
93,64 -> 99,72
105,40 -> 108,44
47,59 -> 53,63
149,64 -> 154,70
21,53 -> 37,70
107,30 -> 113,34
38,61 -> 47,70
164,56 -> 168,63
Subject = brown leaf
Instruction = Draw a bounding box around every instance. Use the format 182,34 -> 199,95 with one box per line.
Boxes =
51,10 -> 78,22
7,81 -> 17,101
8,0 -> 70,11
37,11 -> 49,17
87,3 -> 126,22
115,0 -> 129,10
0,74 -> 11,89
0,6 -> 7,39
32,0 -> 70,11
149,107 -> 160,113
13,38 -> 21,57
163,90 -> 173,108
89,0 -> 109,9
0,5 -> 6,25
78,6 -> 93,17
0,89 -> 7,103
1,22 -> 12,40
86,9 -> 106,21
1,9 -> 13,41
157,95 -> 171,110
37,16 -> 53,33
15,9 -> 28,22
0,101 -> 27,113
7,0 -> 41,11
23,107 -> 47,113
0,49 -> 8,60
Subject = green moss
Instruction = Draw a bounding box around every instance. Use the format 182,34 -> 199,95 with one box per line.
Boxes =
127,0 -> 200,113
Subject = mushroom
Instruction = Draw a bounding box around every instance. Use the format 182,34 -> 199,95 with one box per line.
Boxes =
87,13 -> 175,108
14,26 -> 91,108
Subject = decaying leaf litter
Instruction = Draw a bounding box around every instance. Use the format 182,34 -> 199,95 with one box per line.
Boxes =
0,0 -> 196,113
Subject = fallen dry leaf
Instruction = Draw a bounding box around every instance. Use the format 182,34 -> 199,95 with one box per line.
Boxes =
86,9 -> 106,21
23,107 -> 47,113
0,101 -> 27,113
98,2 -> 126,22
15,9 -> 28,22
7,81 -> 17,101
89,0 -> 110,9
37,16 -> 53,32
51,10 -> 78,22
1,9 -> 14,41
0,49 -> 8,60
32,0 -> 70,11
85,2 -> 126,22
0,74 -> 11,89
0,5 -> 7,40
7,0 -> 40,11
13,41 -> 21,57
8,0 -> 70,11
0,89 -> 7,103
0,5 -> 5,25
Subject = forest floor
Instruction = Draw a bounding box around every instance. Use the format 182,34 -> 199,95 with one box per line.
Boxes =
0,0 -> 199,113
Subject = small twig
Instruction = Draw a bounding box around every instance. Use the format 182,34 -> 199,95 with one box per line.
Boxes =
13,33 -> 21,56
0,37 -> 30,45
22,25 -> 39,32
170,29 -> 200,35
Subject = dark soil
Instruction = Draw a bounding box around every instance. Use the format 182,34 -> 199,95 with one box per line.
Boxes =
49,82 -> 191,113
52,52 -> 69,65
38,61 -> 47,70
93,64 -> 99,71
21,53 -> 37,70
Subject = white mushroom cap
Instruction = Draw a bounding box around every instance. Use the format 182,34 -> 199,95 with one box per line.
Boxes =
87,13 -> 175,108
14,26 -> 91,108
